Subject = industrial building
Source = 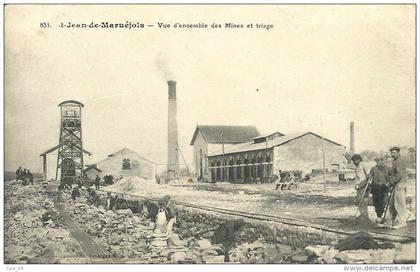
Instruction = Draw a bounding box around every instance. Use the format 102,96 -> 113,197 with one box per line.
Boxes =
84,148 -> 156,181
190,125 -> 261,178
207,131 -> 346,183
167,80 -> 179,179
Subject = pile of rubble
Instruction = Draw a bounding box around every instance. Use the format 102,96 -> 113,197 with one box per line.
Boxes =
65,198 -> 227,263
5,181 -> 84,263
228,239 -> 308,263
305,241 -> 415,264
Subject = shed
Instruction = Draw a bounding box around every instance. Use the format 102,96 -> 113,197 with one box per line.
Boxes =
91,148 -> 156,181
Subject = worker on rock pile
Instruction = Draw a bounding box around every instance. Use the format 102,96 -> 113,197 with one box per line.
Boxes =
154,195 -> 176,235
71,186 -> 81,202
352,154 -> 370,223
22,169 -> 28,186
211,218 -> 245,262
27,170 -> 34,185
77,176 -> 83,189
369,157 -> 390,224
95,174 -> 100,190
16,167 -> 23,181
163,195 -> 176,235
380,146 -> 408,229
87,188 -> 100,206
105,192 -> 112,210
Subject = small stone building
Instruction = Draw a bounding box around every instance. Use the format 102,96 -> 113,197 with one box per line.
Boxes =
208,132 -> 346,183
190,125 -> 261,178
83,165 -> 102,181
86,148 -> 156,181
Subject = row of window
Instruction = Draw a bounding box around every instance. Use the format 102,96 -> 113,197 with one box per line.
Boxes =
210,162 -> 272,181
209,152 -> 272,167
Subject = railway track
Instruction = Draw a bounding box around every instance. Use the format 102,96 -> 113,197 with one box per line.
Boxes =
99,189 -> 415,244
54,194 -> 114,264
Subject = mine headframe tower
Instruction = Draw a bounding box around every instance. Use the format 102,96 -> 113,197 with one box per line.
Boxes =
40,100 -> 91,183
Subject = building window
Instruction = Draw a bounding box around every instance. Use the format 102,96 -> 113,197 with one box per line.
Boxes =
122,158 -> 131,170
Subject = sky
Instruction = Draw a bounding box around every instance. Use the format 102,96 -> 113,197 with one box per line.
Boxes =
5,5 -> 415,175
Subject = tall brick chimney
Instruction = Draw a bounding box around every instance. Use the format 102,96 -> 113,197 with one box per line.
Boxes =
350,121 -> 355,155
167,80 -> 179,178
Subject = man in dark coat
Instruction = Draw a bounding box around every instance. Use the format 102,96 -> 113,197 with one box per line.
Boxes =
87,188 -> 100,206
144,200 -> 160,223
22,169 -> 28,186
369,157 -> 390,223
94,175 -> 100,190
211,218 -> 245,262
71,186 -> 81,202
16,167 -> 23,181
27,170 -> 34,185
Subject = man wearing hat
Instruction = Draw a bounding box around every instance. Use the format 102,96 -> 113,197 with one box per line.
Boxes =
154,196 -> 176,234
351,154 -> 370,222
16,166 -> 23,181
369,157 -> 390,223
386,146 -> 407,229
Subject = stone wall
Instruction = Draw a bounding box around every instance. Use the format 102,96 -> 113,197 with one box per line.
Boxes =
174,206 -> 339,249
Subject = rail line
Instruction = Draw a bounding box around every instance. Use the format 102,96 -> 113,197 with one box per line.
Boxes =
54,194 -> 114,264
99,189 -> 415,244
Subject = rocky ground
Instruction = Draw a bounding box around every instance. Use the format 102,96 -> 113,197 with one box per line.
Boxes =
4,180 -> 86,264
4,178 -> 416,264
60,186 -> 311,264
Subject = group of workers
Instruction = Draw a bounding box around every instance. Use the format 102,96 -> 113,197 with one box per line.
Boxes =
15,166 -> 34,186
352,146 -> 408,229
75,183 -> 177,235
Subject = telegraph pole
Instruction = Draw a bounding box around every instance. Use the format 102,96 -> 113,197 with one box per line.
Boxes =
221,130 -> 225,181
321,118 -> 327,192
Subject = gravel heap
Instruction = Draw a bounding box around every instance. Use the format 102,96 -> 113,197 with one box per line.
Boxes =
5,181 -> 84,264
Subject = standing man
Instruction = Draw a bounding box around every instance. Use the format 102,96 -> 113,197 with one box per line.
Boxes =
351,154 -> 370,222
95,174 -> 100,190
369,157 -> 390,223
16,167 -> 23,181
162,195 -> 176,234
27,170 -> 34,185
77,176 -> 83,189
387,146 -> 407,229
22,169 -> 28,186
71,186 -> 81,202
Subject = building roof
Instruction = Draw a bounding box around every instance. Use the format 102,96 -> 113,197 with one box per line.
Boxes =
94,147 -> 156,165
209,131 -> 343,156
58,100 -> 84,107
40,142 -> 92,156
190,125 -> 260,145
83,164 -> 102,173
253,132 -> 285,141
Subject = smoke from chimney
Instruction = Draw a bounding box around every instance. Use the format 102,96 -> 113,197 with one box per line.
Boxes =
167,80 -> 179,178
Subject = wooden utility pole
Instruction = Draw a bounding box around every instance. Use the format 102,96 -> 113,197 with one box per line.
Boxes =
42,154 -> 47,180
220,130 -> 225,181
321,118 -> 327,192
265,137 -> 270,181
177,144 -> 190,176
